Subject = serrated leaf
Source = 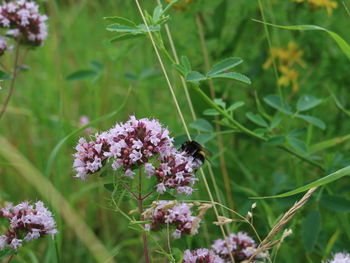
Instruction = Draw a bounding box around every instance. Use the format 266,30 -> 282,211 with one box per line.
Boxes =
297,95 -> 322,112
189,118 -> 213,133
320,195 -> 350,212
66,70 -> 97,81
104,16 -> 137,27
287,136 -> 307,153
264,95 -> 292,115
110,33 -> 144,43
227,101 -> 245,112
297,114 -> 326,130
138,24 -> 161,33
207,57 -> 243,76
106,24 -> 141,33
172,63 -> 186,76
246,112 -> 268,127
208,72 -> 251,84
302,210 -> 321,252
203,109 -> 220,116
185,71 -> 206,83
214,98 -> 226,109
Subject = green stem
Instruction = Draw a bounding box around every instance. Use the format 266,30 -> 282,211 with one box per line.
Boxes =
0,42 -> 21,119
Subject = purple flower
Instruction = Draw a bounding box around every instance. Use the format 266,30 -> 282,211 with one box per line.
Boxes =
143,201 -> 201,239
73,116 -> 199,195
0,0 -> 48,46
211,232 -> 266,262
0,201 -> 57,251
183,248 -> 224,263
73,132 -> 110,180
324,252 -> 350,263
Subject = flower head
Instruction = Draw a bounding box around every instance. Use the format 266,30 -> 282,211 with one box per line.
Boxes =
0,201 -> 57,251
0,0 -> 48,46
73,116 -> 199,195
143,201 -> 201,239
324,252 -> 350,263
183,248 -> 224,263
211,232 -> 267,262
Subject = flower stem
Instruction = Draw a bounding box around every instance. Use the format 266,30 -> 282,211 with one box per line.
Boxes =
138,170 -> 151,263
0,41 -> 21,119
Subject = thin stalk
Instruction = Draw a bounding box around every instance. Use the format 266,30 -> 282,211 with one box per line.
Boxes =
7,255 -> 15,263
196,12 -> 234,210
0,42 -> 20,119
258,0 -> 283,101
133,1 -> 234,262
138,169 -> 151,263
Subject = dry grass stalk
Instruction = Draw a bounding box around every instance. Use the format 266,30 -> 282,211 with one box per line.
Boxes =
248,187 -> 318,261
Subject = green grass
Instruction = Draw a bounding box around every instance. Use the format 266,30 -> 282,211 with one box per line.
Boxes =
1,0 -> 350,262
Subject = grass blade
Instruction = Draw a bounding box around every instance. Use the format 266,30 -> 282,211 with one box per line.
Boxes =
252,20 -> 350,61
252,165 -> 350,199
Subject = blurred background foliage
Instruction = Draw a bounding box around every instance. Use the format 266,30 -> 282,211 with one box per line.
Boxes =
0,0 -> 350,262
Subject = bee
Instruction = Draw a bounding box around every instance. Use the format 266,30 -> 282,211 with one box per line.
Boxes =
181,140 -> 207,168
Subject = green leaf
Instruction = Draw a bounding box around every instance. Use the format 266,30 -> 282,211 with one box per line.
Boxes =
296,114 -> 326,130
309,134 -> 350,154
181,56 -> 191,73
0,70 -> 11,80
104,16 -> 137,27
208,72 -> 251,84
253,165 -> 350,199
189,118 -> 213,133
270,114 -> 283,129
227,101 -> 245,112
195,133 -> 215,144
287,136 -> 307,153
264,95 -> 292,115
66,70 -> 97,81
106,24 -> 141,33
266,136 -> 285,146
185,71 -> 207,83
104,183 -> 114,192
90,61 -> 104,72
253,20 -> 350,61
246,112 -> 268,127
214,98 -> 226,109
320,195 -> 350,212
302,210 -> 321,252
297,95 -> 322,112
138,24 -> 161,33
203,109 -> 220,116
110,33 -> 144,43
207,57 -> 243,76
152,5 -> 162,23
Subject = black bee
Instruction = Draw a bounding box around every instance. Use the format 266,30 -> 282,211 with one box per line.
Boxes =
181,140 -> 207,168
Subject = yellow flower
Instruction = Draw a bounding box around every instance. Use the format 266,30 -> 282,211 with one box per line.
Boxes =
278,66 -> 300,93
291,0 -> 338,15
263,42 -> 306,94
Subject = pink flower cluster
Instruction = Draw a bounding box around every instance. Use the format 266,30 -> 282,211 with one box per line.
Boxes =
324,252 -> 350,263
211,232 -> 266,262
143,201 -> 200,239
183,248 -> 224,263
0,201 -> 57,251
0,0 -> 48,46
73,116 -> 198,195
